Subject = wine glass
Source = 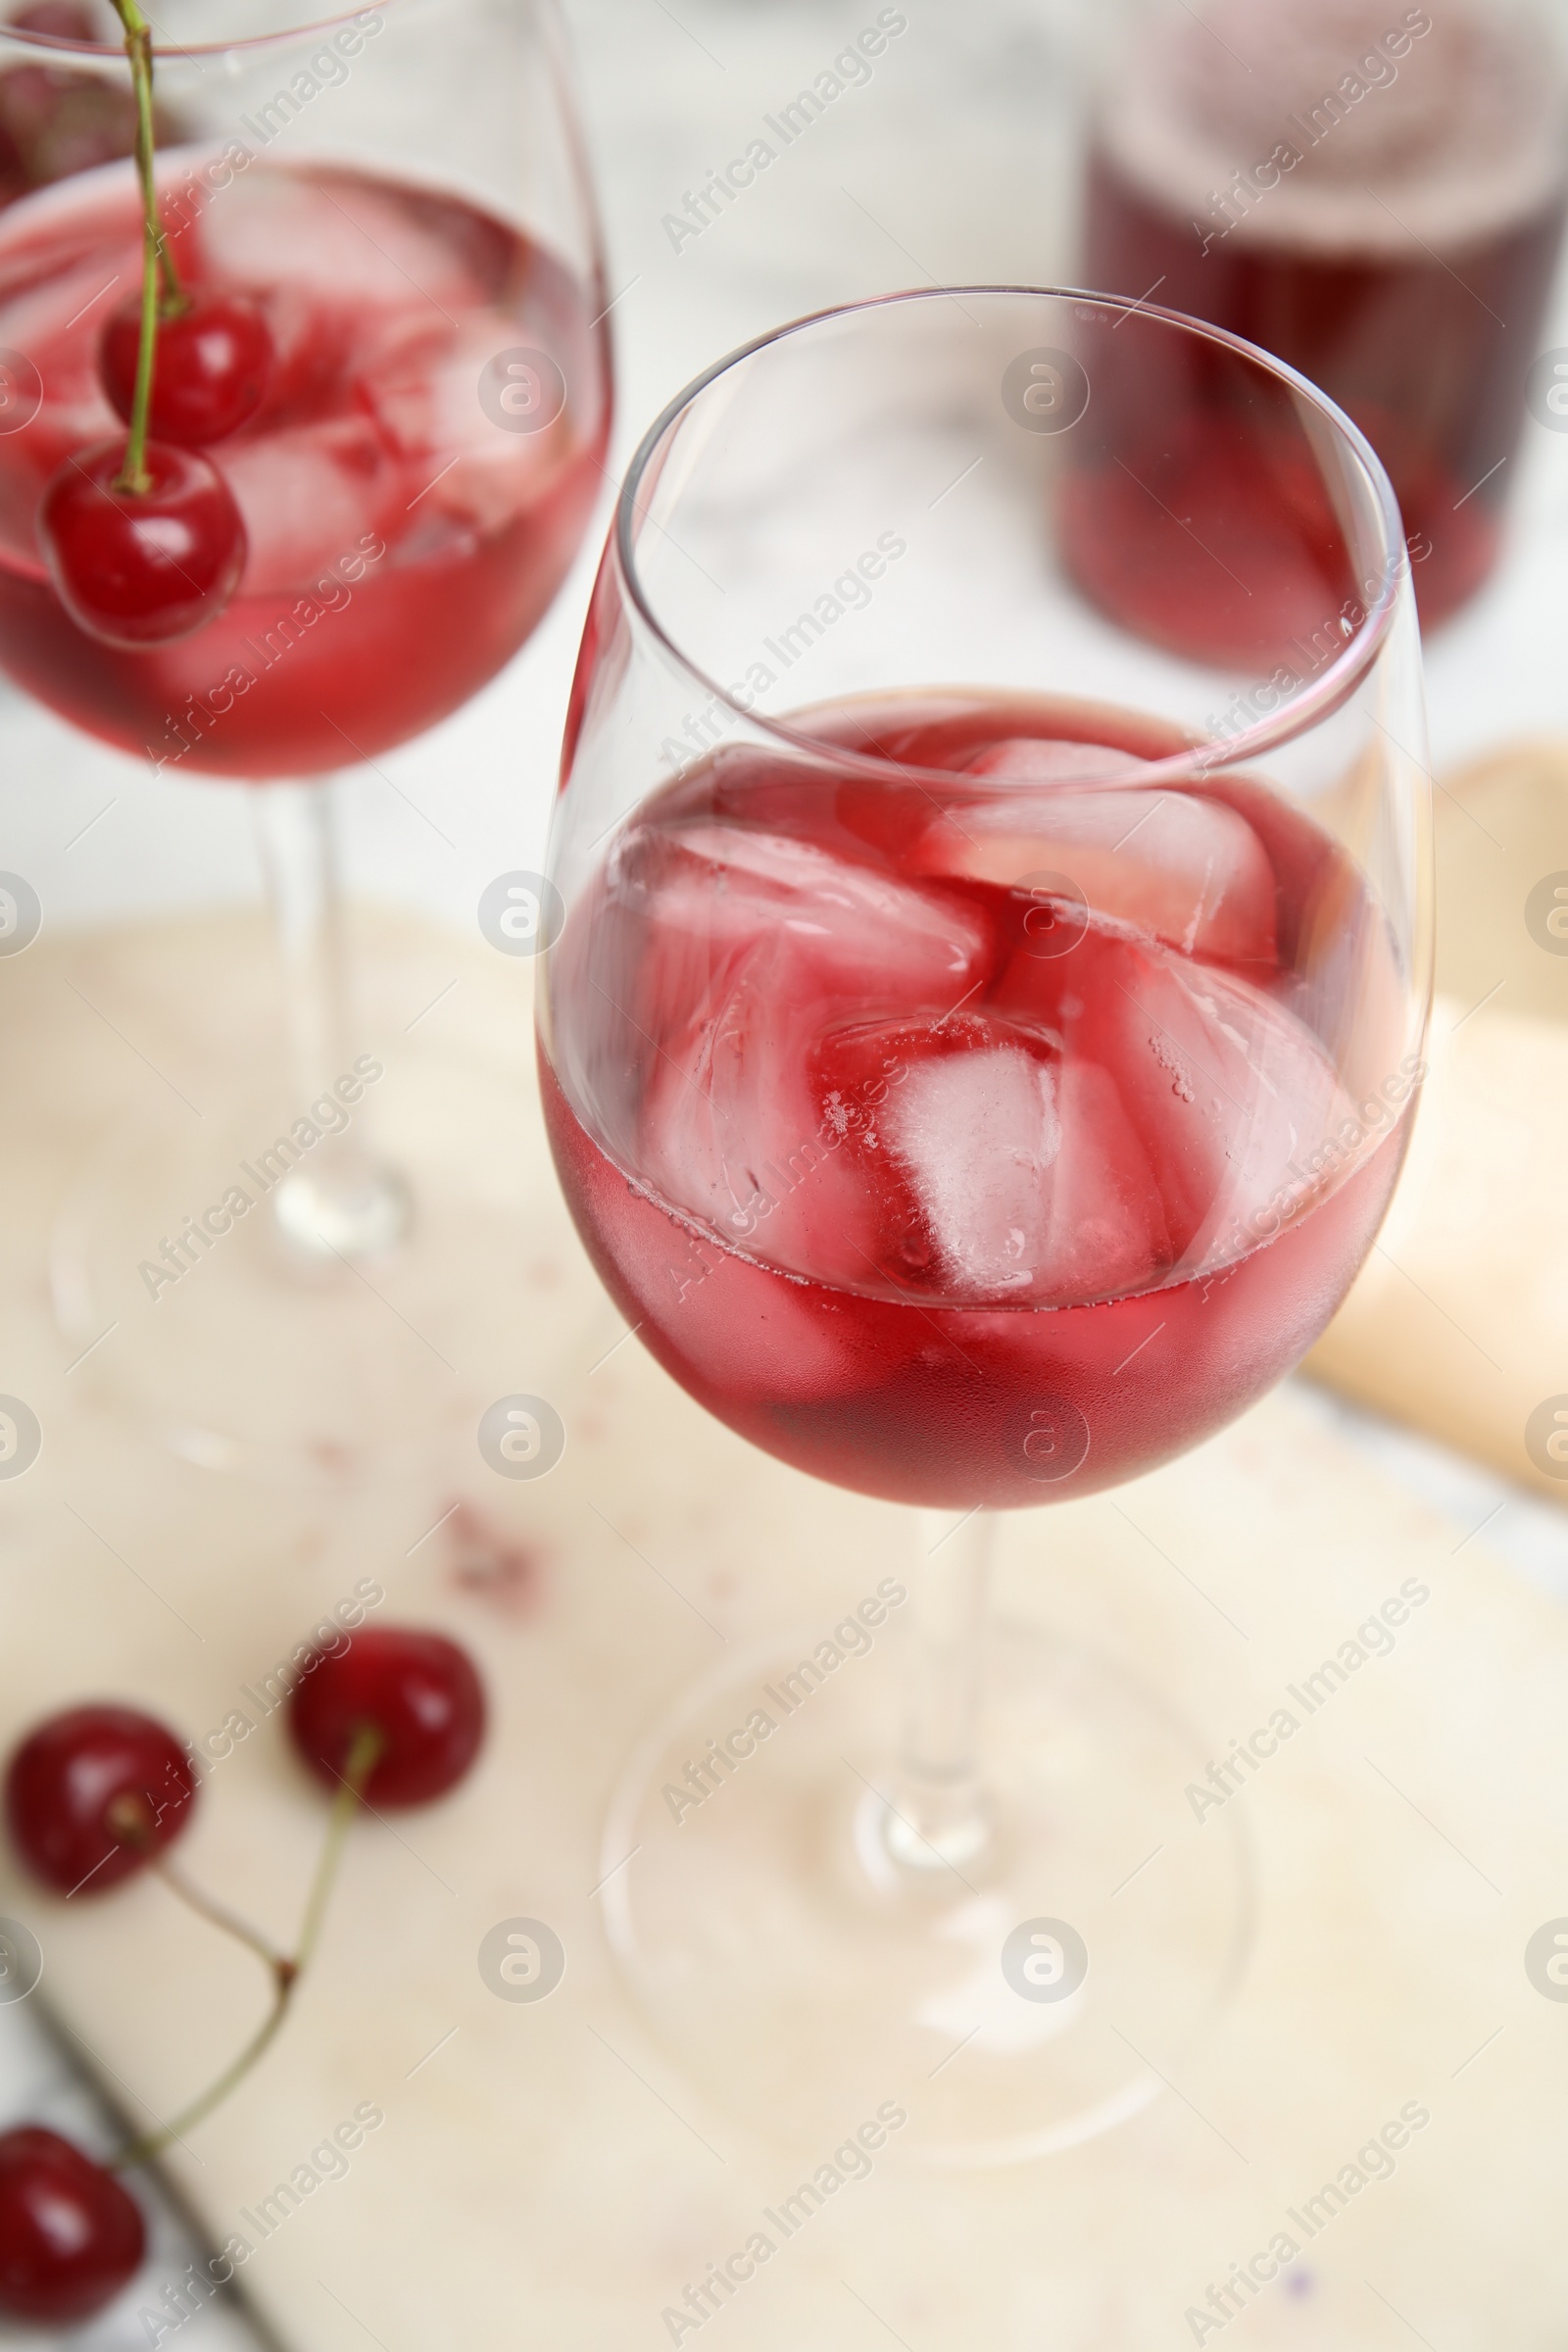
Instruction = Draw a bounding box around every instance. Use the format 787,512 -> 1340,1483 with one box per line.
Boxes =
0,0 -> 612,1476
537,289 -> 1433,2162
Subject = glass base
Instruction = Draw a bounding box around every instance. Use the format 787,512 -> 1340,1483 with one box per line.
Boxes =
602,1620 -> 1254,2167
51,1047 -> 550,1483
270,1152 -> 414,1262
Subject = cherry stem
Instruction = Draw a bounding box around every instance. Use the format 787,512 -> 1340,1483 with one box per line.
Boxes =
149,1851 -> 290,1978
294,1723 -> 383,1974
110,1724 -> 383,2171
106,1796 -> 287,1979
107,0 -> 183,495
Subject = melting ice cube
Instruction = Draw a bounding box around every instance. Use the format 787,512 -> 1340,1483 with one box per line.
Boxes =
355,312 -> 575,533
564,824 -> 994,1287
1011,929 -> 1353,1274
859,1013 -> 1175,1304
199,168 -> 485,314
221,415 -> 403,592
880,1043 -> 1060,1295
910,741 -> 1278,967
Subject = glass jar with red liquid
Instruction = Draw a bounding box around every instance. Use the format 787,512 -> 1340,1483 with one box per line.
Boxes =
1080,0 -> 1568,633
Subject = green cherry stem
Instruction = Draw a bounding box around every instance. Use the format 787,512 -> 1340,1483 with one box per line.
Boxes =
293,1722 -> 384,1974
110,1723 -> 384,2171
148,1852 -> 291,1977
105,1791 -> 287,1978
107,0 -> 184,495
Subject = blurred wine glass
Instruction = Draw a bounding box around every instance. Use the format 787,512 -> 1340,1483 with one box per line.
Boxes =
0,0 -> 613,1477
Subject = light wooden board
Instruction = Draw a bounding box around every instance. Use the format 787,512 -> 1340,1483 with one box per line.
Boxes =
1,912 -> 1567,2350
1308,737 -> 1568,1500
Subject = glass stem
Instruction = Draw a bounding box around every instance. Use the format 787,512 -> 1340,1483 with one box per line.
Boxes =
249,782 -> 410,1263
885,1508 -> 996,1875
252,782 -> 349,1101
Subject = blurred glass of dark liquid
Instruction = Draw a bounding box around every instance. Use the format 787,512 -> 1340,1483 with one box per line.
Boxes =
1082,0 -> 1568,629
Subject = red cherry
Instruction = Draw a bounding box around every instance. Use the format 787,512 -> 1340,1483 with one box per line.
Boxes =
100,290 -> 273,446
0,2129 -> 144,2325
288,1627 -> 485,1808
5,1704 -> 195,1895
37,438 -> 245,647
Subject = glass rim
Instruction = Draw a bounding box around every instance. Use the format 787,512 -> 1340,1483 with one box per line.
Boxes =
0,0 -> 392,62
613,282 -> 1411,789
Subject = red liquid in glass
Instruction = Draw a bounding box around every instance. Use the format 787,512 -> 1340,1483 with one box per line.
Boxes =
0,159 -> 609,774
542,698 -> 1415,1509
1081,0 -> 1568,635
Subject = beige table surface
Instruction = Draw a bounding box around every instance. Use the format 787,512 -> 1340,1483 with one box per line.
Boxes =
1,909 -> 1565,2352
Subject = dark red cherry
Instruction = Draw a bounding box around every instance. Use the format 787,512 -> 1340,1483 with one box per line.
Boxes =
288,1626 -> 486,1808
100,290 -> 272,446
0,2129 -> 143,2324
38,438 -> 245,647
5,1703 -> 195,1895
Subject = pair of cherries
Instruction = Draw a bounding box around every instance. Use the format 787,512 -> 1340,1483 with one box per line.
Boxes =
38,284 -> 271,649
0,1625 -> 484,2327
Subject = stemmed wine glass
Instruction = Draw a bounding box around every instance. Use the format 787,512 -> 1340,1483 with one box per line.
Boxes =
537,288 -> 1433,2162
0,0 -> 612,1476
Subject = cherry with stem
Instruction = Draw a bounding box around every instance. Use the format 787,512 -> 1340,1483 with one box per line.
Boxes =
109,1722 -> 383,2170
34,0 -> 246,648
0,1720 -> 380,2328
94,2 -> 273,451
0,1630 -> 485,2324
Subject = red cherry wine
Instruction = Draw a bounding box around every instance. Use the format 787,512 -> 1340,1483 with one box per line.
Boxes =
0,157 -> 609,774
542,696 -> 1418,1509
1080,0 -> 1568,635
